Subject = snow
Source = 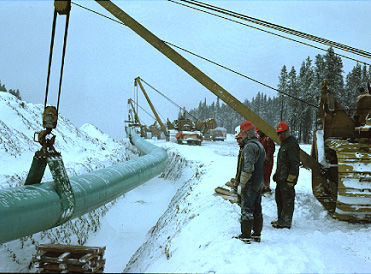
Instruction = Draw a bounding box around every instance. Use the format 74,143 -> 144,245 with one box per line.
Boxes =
316,129 -> 328,166
1,94 -> 371,273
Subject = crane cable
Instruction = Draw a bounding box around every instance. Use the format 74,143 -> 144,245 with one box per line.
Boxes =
167,42 -> 319,108
177,0 -> 371,62
130,98 -> 157,122
44,4 -> 71,113
71,2 -> 319,110
140,78 -> 200,120
168,0 -> 371,67
134,83 -> 166,123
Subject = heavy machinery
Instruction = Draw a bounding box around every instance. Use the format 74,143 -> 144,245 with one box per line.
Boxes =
126,98 -> 149,138
197,118 -> 218,136
134,77 -> 170,141
174,114 -> 203,145
310,81 -> 371,221
205,127 -> 227,141
95,0 -> 371,221
174,116 -> 217,145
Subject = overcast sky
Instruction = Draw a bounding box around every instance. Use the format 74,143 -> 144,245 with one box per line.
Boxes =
1,1 -> 370,140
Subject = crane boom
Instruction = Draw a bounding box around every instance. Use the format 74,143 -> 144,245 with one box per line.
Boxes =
95,0 -> 321,171
135,77 -> 169,140
128,98 -> 141,125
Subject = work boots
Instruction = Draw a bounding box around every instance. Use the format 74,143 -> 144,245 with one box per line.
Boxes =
239,219 -> 253,239
251,218 -> 263,242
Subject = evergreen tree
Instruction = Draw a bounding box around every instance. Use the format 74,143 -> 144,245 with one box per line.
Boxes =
298,57 -> 315,143
277,65 -> 289,122
8,89 -> 22,100
286,66 -> 299,137
0,80 -> 7,92
344,63 -> 362,115
324,47 -> 344,98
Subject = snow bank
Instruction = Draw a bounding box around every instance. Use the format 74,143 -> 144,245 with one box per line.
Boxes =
0,94 -> 134,272
122,141 -> 371,273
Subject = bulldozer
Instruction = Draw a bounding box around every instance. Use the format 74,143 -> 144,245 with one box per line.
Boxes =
310,81 -> 371,221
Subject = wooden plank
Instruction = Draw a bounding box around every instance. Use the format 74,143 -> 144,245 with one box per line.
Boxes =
37,244 -> 105,255
213,193 -> 238,203
58,252 -> 71,262
79,253 -> 96,263
41,263 -> 87,273
35,244 -> 106,273
32,250 -> 48,261
90,261 -> 106,273
35,256 -> 100,266
215,187 -> 238,197
40,260 -> 106,273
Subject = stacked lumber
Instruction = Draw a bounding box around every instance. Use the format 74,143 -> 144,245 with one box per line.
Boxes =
33,244 -> 106,273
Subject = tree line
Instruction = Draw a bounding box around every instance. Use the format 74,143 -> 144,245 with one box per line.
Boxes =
189,47 -> 371,144
0,80 -> 22,100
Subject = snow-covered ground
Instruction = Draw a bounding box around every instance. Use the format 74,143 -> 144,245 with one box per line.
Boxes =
120,139 -> 371,273
1,93 -> 371,273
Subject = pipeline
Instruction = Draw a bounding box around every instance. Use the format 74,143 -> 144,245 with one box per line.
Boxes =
0,127 -> 168,244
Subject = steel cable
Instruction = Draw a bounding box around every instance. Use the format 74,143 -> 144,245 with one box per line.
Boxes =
168,0 -> 370,66
180,0 -> 371,60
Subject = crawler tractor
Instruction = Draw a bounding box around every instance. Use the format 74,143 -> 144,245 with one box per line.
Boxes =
310,82 -> 371,221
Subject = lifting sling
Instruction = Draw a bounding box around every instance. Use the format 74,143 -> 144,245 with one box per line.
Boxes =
25,0 -> 75,226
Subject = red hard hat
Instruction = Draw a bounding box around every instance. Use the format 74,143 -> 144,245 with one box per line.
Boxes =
276,122 -> 289,133
256,128 -> 260,132
240,121 -> 255,132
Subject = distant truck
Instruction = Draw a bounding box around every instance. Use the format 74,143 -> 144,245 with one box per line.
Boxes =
205,127 -> 227,141
174,118 -> 203,145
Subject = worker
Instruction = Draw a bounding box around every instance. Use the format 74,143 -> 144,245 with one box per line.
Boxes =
226,129 -> 244,192
235,121 -> 265,242
354,84 -> 371,127
256,128 -> 275,194
272,122 -> 300,229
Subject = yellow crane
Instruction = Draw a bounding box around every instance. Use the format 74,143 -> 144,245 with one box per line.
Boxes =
94,0 -> 371,221
134,77 -> 169,141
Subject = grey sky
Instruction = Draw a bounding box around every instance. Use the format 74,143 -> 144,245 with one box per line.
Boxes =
1,1 -> 370,140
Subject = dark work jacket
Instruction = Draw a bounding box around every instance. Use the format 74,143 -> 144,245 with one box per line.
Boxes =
242,138 -> 266,190
276,136 -> 300,184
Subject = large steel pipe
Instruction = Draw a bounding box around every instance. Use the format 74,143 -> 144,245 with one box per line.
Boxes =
0,127 -> 167,243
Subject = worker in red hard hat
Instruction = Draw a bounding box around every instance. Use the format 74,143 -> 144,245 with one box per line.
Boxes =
227,132 -> 245,193
234,121 -> 265,243
272,122 -> 300,229
256,128 -> 275,194
235,132 -> 244,148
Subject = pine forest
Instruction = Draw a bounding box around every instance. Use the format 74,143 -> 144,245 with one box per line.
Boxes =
189,47 -> 371,144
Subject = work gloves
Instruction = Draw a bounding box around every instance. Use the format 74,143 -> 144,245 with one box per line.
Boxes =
273,173 -> 295,187
237,171 -> 252,195
229,178 -> 238,191
287,174 -> 296,187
